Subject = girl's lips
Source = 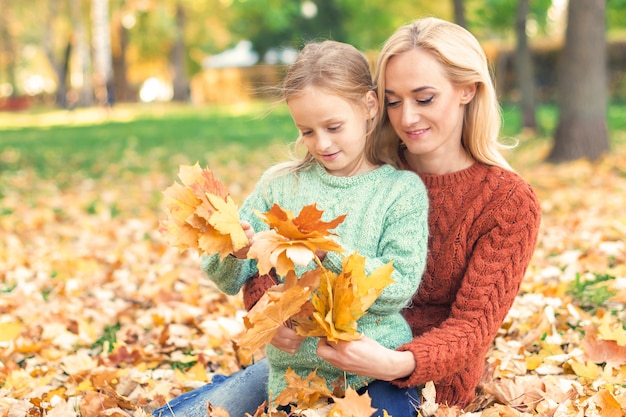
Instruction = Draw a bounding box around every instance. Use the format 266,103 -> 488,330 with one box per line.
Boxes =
320,151 -> 340,161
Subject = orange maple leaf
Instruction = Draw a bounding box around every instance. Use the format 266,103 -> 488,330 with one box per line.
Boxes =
328,386 -> 378,417
236,274 -> 313,364
160,163 -> 248,258
274,367 -> 334,409
296,252 -> 394,342
249,204 -> 346,276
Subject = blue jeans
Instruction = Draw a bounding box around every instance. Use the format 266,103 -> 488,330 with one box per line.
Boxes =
152,360 -> 269,417
152,358 -> 420,417
360,379 -> 420,417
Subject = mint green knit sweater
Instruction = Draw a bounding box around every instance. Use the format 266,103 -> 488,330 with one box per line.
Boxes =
201,162 -> 429,399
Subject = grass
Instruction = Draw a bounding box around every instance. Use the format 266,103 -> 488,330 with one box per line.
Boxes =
0,102 -> 296,181
1,101 -> 625,183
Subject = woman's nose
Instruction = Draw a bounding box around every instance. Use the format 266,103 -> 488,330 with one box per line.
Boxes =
402,102 -> 421,127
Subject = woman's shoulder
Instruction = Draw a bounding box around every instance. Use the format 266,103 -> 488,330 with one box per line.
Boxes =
481,164 -> 541,220
483,164 -> 538,200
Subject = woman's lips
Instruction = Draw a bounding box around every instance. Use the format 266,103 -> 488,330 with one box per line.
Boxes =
405,128 -> 429,139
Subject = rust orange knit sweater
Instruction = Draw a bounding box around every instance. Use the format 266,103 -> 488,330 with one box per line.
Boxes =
394,163 -> 541,407
243,163 -> 541,409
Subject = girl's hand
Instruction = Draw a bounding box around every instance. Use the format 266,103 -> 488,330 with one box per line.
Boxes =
316,336 -> 416,381
270,324 -> 305,354
232,221 -> 254,259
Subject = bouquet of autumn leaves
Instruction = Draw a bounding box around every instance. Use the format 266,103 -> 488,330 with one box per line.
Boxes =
160,163 -> 395,414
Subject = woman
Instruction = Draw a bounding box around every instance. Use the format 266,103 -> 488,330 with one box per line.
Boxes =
315,16 -> 541,408
154,17 -> 540,416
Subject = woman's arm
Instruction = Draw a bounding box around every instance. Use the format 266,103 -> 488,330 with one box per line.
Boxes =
317,336 -> 416,381
318,179 -> 541,385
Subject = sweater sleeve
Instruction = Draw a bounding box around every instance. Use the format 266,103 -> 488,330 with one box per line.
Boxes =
393,179 -> 541,388
201,168 -> 276,295
368,177 -> 429,315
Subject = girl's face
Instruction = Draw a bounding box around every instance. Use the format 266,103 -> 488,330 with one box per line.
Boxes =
384,48 -> 475,170
288,85 -> 378,177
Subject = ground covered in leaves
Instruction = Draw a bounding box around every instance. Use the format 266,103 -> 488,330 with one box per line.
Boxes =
1,119 -> 625,416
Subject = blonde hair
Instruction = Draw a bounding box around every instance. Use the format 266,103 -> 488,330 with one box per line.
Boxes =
373,17 -> 513,171
277,40 -> 384,173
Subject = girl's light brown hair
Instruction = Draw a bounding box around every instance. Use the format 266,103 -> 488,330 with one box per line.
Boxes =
277,40 -> 384,173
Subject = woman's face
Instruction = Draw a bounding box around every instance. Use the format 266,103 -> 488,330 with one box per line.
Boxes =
384,48 -> 473,166
288,85 -> 377,177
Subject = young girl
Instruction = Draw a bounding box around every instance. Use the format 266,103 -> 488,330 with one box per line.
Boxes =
198,40 -> 428,414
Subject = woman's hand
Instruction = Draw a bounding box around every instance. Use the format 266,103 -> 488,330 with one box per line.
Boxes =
270,324 -> 305,354
232,221 -> 254,259
316,336 -> 416,381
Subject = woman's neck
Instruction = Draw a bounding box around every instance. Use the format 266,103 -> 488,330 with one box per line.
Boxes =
404,148 -> 474,175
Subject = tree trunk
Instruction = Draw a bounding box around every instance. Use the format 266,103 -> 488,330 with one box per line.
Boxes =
92,0 -> 115,107
0,0 -> 19,96
453,0 -> 466,28
170,2 -> 188,102
548,0 -> 609,163
43,0 -> 69,107
112,10 -> 130,102
71,0 -> 94,107
515,0 -> 537,130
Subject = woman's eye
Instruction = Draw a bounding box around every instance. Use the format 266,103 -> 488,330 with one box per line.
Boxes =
417,95 -> 435,105
385,100 -> 400,108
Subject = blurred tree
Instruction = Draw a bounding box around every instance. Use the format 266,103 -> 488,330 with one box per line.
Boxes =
515,0 -> 537,130
71,0 -> 94,107
110,0 -> 130,103
548,0 -> 609,162
606,0 -> 626,32
472,0 -> 551,132
169,1 -> 187,101
92,0 -> 114,107
0,0 -> 19,96
453,0 -> 466,28
228,0 -> 451,59
229,0 -> 345,60
43,0 -> 73,107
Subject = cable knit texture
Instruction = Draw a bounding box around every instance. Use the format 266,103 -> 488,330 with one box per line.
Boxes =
202,162 -> 429,399
391,163 -> 541,408
242,272 -> 278,311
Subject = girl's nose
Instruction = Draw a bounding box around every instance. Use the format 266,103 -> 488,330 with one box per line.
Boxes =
315,133 -> 332,152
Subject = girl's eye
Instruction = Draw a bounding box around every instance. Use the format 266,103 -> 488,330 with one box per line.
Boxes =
417,95 -> 435,105
301,130 -> 313,137
328,124 -> 342,132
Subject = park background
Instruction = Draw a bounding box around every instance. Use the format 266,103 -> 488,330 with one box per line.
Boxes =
1,0 -> 626,416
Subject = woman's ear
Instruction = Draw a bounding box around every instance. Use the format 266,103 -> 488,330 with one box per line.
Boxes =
460,82 -> 477,104
365,90 -> 379,119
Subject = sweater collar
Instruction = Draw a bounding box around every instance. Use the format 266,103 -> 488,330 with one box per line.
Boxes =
312,162 -> 393,188
403,161 -> 488,188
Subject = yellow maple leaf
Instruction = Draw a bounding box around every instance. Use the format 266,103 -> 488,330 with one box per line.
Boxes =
297,252 -> 395,342
0,321 -> 21,342
249,204 -> 346,276
597,315 -> 626,346
569,358 -> 602,379
161,163 -> 247,258
206,193 -> 249,252
328,386 -> 377,417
